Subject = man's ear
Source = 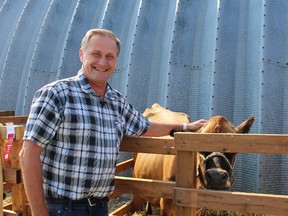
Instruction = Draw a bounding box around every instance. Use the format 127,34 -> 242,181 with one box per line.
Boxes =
79,49 -> 83,62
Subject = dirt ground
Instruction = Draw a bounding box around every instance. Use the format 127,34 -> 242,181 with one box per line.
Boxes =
108,194 -> 133,214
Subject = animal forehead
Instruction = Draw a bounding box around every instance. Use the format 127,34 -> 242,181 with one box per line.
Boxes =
199,116 -> 236,133
201,152 -> 236,162
201,153 -> 230,168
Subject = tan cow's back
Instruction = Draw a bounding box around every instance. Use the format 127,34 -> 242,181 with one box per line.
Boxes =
135,104 -> 189,181
134,103 -> 191,211
143,103 -> 190,124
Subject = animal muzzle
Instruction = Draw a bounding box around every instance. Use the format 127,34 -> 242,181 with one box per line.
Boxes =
199,152 -> 235,190
205,168 -> 231,190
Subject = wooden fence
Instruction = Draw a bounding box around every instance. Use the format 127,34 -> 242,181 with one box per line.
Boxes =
0,122 -> 27,216
111,133 -> 288,216
0,115 -> 288,215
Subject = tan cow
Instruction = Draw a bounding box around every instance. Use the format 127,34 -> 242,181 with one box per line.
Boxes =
133,103 -> 254,216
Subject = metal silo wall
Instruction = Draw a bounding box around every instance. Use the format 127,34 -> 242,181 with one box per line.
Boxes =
0,0 -> 288,194
257,0 -> 288,195
212,1 -> 261,193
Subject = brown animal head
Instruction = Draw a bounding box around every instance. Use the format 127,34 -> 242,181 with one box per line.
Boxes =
172,115 -> 254,190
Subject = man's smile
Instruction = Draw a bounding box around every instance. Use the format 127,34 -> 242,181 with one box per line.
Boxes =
93,66 -> 109,72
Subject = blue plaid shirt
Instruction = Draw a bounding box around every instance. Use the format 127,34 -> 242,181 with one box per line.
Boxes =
23,70 -> 150,199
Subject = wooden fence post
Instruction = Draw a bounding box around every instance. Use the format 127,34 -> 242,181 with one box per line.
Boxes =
174,134 -> 197,216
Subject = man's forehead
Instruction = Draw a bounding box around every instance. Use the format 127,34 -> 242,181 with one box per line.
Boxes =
87,35 -> 118,53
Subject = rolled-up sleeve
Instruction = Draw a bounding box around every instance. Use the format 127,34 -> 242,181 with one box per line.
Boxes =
23,86 -> 62,147
123,102 -> 150,136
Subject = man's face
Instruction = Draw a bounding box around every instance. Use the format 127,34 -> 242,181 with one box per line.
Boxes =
80,34 -> 118,85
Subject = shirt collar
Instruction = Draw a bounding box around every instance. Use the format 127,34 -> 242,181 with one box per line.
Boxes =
77,70 -> 118,101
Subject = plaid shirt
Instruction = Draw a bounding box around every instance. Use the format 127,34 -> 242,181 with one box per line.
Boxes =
23,70 -> 150,199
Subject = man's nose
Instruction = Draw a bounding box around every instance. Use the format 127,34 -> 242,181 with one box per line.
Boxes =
98,57 -> 108,65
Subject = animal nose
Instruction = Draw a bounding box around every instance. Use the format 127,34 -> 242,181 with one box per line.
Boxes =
205,169 -> 228,188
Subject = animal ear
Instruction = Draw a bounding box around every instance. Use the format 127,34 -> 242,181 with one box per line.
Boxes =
235,115 -> 255,133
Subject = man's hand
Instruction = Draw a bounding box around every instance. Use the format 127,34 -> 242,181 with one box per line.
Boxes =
187,119 -> 207,131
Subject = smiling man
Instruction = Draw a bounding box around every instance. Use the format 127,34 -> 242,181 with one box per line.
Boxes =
79,30 -> 119,101
19,29 -> 207,216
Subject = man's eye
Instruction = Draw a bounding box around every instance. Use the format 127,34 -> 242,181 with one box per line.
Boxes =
93,53 -> 101,57
107,56 -> 115,60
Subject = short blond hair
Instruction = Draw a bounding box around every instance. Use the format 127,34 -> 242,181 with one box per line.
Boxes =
81,29 -> 121,56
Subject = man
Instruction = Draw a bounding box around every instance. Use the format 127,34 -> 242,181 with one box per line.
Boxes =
19,29 -> 207,216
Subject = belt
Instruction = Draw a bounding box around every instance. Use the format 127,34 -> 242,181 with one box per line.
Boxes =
45,196 -> 108,207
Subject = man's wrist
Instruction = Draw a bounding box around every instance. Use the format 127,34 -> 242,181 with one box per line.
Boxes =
183,123 -> 187,130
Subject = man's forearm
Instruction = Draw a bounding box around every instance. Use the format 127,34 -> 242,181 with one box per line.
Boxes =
19,141 -> 48,216
142,122 -> 182,137
143,119 -> 207,137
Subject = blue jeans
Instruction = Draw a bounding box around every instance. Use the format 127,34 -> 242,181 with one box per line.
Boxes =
46,198 -> 108,216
